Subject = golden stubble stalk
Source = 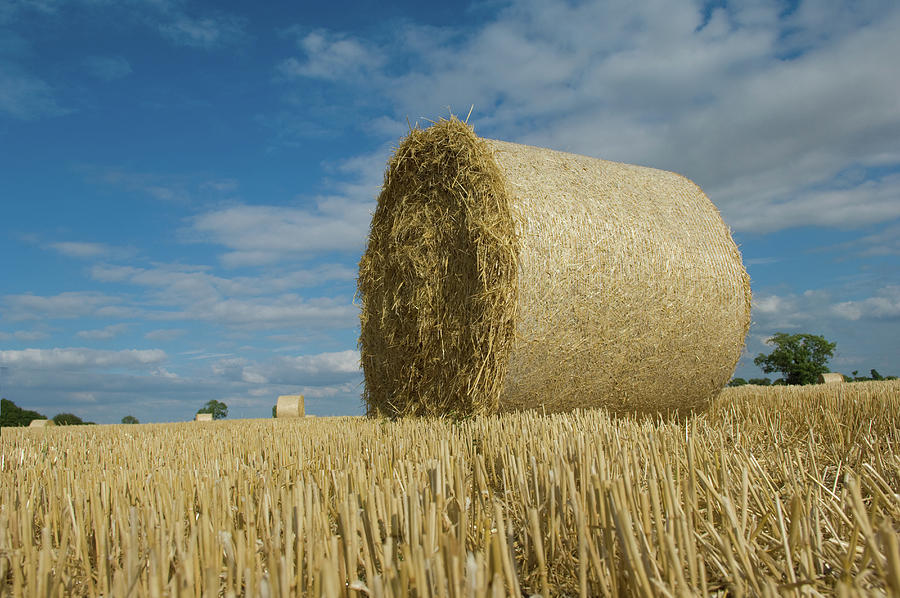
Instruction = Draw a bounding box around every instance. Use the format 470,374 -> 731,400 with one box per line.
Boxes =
1,380 -> 899,596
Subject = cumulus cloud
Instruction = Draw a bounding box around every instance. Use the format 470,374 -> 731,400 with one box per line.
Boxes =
833,286 -> 900,321
273,0 -> 900,234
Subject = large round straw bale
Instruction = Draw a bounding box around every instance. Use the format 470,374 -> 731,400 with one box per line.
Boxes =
195,413 -> 213,422
29,419 -> 54,427
358,118 -> 751,417
818,372 -> 845,384
276,394 -> 305,418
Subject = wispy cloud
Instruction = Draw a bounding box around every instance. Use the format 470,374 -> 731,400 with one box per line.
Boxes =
211,349 -> 360,386
192,202 -> 373,266
49,241 -> 117,259
86,262 -> 359,330
2,291 -> 127,321
76,323 -> 130,340
144,328 -> 186,341
278,29 -> 384,82
82,56 -> 132,80
158,13 -> 246,49
0,63 -> 68,119
0,347 -> 166,369
0,329 -> 50,341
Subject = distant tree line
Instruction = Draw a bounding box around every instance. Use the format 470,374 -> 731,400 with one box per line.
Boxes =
0,399 -> 100,427
1,397 -> 229,426
729,332 -> 895,387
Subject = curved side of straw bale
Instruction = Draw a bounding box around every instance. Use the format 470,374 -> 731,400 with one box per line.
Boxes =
276,395 -> 305,418
29,419 -> 54,427
818,372 -> 845,384
195,413 -> 213,422
359,118 -> 751,417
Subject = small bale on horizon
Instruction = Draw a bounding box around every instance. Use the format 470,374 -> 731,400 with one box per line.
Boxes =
818,372 -> 845,384
29,419 -> 54,427
195,413 -> 213,422
276,395 -> 305,418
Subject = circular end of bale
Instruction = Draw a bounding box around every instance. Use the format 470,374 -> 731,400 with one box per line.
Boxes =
358,118 -> 519,417
817,372 -> 845,384
276,394 -> 305,418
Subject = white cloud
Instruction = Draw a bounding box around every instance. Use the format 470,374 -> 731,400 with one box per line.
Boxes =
0,330 -> 49,341
192,203 -> 373,264
86,262 -> 358,330
0,63 -> 67,119
187,295 -> 357,330
158,13 -> 246,48
833,286 -> 900,321
278,29 -> 384,81
49,241 -> 112,259
752,289 -> 835,330
82,56 -> 132,80
2,291 -> 125,321
144,328 -> 186,341
91,262 -> 355,300
212,350 -> 361,386
0,348 -> 166,369
276,0 -> 900,234
76,323 -> 130,340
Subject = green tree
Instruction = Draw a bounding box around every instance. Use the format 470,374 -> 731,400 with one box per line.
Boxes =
748,377 -> 772,386
198,400 -> 228,420
122,415 -> 139,424
753,333 -> 836,385
272,405 -> 277,418
1,398 -> 46,427
53,413 -> 85,426
728,377 -> 748,387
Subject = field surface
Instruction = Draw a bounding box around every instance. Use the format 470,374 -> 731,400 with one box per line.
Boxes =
2,381 -> 900,597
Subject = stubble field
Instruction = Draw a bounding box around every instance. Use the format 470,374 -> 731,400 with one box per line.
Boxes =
2,380 -> 899,597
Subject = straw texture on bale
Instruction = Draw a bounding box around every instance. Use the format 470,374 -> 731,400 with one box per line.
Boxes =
29,419 -> 54,427
194,413 -> 213,422
818,372 -> 845,384
276,394 -> 305,418
358,118 -> 751,418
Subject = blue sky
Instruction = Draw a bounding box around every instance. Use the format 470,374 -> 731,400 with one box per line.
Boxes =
1,0 -> 898,423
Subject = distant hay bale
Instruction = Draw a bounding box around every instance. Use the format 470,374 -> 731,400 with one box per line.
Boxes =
276,395 -> 305,418
818,372 -> 845,384
29,419 -> 54,427
195,413 -> 213,422
358,118 -> 751,418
